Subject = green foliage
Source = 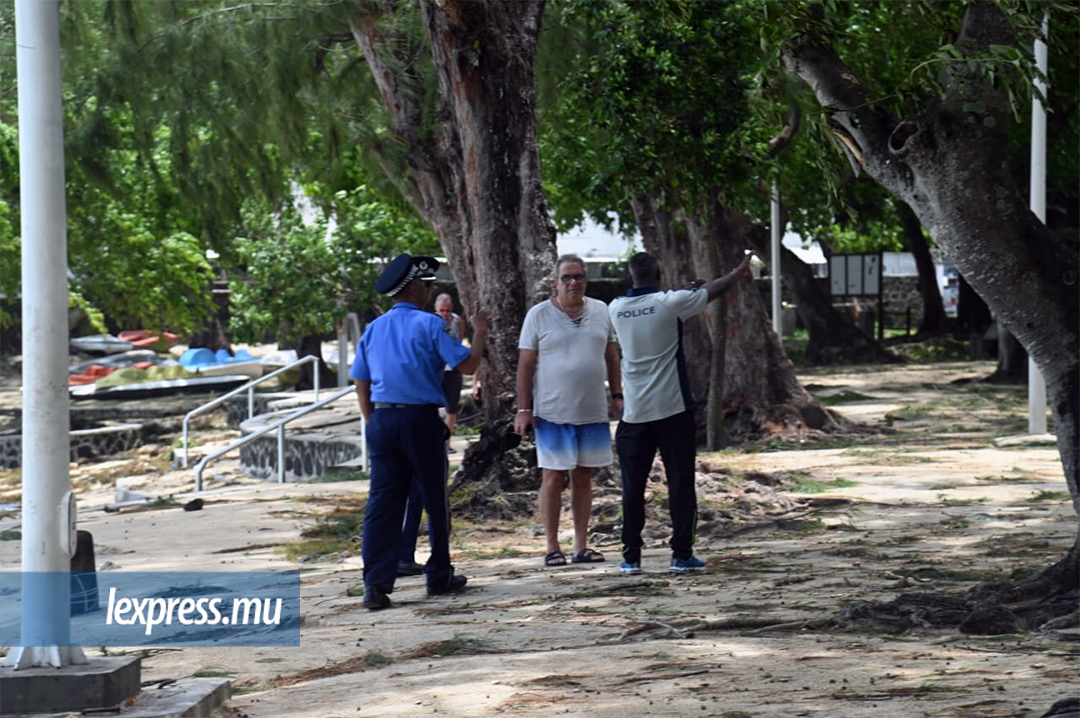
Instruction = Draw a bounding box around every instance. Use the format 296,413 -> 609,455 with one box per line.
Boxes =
543,0 -> 768,224
228,185 -> 437,345
1,1 -> 439,337
755,0 -> 1079,244
0,124 -> 17,327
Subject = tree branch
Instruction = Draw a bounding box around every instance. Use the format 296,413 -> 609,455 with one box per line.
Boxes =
767,102 -> 801,158
782,37 -> 910,193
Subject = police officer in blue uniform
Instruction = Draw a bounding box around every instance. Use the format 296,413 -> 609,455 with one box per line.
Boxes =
351,253 -> 489,610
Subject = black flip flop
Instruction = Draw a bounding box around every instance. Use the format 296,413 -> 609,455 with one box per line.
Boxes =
571,548 -> 605,564
544,550 -> 568,567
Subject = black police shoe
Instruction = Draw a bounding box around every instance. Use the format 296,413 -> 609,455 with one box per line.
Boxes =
427,573 -> 467,597
397,560 -> 425,577
362,586 -> 392,610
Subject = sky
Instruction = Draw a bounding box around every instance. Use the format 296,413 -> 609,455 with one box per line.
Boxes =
557,217 -> 826,264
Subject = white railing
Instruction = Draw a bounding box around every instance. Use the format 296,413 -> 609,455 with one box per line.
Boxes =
193,385 -> 362,492
180,355 -> 322,468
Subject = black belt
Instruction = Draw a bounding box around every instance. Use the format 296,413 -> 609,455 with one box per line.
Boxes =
373,402 -> 438,409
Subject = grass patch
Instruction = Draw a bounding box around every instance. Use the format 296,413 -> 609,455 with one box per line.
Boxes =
975,474 -> 1032,484
282,505 -> 365,562
782,338 -> 807,364
402,635 -> 491,659
459,545 -> 528,560
804,435 -> 864,450
0,529 -> 20,541
147,495 -> 179,509
827,547 -> 875,558
363,652 -> 393,667
282,538 -> 355,563
230,684 -> 270,696
777,518 -> 827,533
785,474 -> 859,493
300,506 -> 365,540
884,404 -> 936,423
885,683 -> 965,696
892,534 -> 925,544
890,337 -> 969,363
192,667 -> 237,678
310,468 -> 368,483
1030,490 -> 1070,502
815,390 -> 880,406
903,566 -> 1005,583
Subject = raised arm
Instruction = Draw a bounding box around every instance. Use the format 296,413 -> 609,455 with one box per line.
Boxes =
454,310 -> 489,375
706,255 -> 753,302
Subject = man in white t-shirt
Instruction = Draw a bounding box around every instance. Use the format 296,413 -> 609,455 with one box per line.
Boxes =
514,254 -> 623,567
608,251 -> 751,575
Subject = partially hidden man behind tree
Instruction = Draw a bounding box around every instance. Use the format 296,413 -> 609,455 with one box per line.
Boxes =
515,254 -> 623,568
609,251 -> 751,575
350,254 -> 488,611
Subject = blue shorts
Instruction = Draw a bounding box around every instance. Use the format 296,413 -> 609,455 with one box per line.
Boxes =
534,417 -> 613,471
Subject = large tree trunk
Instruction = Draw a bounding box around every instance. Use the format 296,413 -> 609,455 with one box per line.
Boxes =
685,195 -> 729,450
706,206 -> 845,443
989,321 -> 1028,383
894,201 -> 947,336
637,194 -> 847,446
786,1 -> 1079,593
350,1 -> 556,425
292,333 -> 337,391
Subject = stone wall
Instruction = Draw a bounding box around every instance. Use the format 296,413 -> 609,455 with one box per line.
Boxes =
0,422 -> 146,469
238,431 -> 364,482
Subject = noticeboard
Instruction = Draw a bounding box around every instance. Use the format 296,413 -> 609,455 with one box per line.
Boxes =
829,253 -> 881,297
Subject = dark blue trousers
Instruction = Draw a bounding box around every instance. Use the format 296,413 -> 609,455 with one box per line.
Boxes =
615,410 -> 698,563
363,405 -> 453,593
397,448 -> 449,563
397,482 -> 424,563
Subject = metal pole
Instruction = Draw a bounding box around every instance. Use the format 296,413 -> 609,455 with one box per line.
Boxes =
337,319 -> 348,388
770,180 -> 782,337
5,0 -> 86,669
277,425 -> 286,483
1028,12 -> 1048,435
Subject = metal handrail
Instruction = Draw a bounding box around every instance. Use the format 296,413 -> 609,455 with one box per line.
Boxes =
181,355 -> 322,468
193,385 -> 361,492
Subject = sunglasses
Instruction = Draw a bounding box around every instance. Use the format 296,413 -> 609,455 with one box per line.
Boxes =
559,273 -> 587,284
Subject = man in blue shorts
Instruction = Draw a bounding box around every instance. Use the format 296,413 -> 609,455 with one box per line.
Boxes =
514,254 -> 623,567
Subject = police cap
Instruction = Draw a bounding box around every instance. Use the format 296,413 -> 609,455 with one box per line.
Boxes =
376,253 -> 440,296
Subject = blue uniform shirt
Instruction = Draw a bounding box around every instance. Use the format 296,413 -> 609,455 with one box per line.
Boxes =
350,302 -> 471,405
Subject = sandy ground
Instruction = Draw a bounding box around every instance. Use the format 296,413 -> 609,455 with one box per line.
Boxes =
0,359 -> 1077,717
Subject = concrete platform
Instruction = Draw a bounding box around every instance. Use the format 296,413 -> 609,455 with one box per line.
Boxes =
0,655 -> 141,714
110,678 -> 231,718
0,661 -> 229,718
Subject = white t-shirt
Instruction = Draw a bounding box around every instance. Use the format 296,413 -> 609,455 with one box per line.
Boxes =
609,287 -> 708,423
518,298 -> 615,424
442,312 -> 462,371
